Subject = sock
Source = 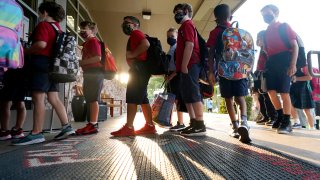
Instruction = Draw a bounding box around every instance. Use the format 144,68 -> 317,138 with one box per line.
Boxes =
231,121 -> 239,129
283,114 -> 290,123
147,123 -> 154,127
190,118 -> 196,126
276,109 -> 284,121
90,122 -> 97,125
195,120 -> 205,128
241,115 -> 248,122
293,118 -> 300,124
62,123 -> 70,129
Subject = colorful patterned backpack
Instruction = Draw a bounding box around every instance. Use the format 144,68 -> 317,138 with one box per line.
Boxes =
218,22 -> 255,80
0,0 -> 24,69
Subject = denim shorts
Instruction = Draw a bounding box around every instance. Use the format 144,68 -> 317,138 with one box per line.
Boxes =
179,64 -> 202,103
83,68 -> 104,103
219,77 -> 249,98
265,51 -> 291,93
28,55 -> 59,92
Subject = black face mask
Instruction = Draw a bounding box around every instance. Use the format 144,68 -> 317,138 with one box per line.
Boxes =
122,23 -> 133,35
167,37 -> 176,46
263,14 -> 274,24
174,12 -> 185,24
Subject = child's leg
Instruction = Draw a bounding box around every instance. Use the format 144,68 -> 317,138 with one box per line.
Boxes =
304,109 -> 315,128
47,92 -> 68,126
0,101 -> 12,130
32,91 -> 46,134
14,101 -> 26,129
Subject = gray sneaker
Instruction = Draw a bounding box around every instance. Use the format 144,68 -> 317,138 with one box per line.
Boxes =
238,121 -> 251,143
12,133 -> 45,146
54,125 -> 75,140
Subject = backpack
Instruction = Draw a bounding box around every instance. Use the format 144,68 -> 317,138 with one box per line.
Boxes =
217,22 -> 255,80
145,35 -> 168,75
196,29 -> 213,98
49,23 -> 79,83
278,23 -> 306,69
0,0 -> 24,69
100,41 -> 117,80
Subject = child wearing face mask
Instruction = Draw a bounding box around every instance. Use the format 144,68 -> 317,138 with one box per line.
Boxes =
13,2 -> 75,145
165,27 -> 186,132
172,3 -> 206,137
261,4 -> 299,134
75,21 -> 105,135
111,16 -> 156,136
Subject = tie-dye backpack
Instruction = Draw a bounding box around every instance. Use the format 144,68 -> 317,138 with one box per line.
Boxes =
0,0 -> 24,69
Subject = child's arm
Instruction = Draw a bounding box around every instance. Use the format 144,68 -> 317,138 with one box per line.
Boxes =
80,56 -> 101,66
181,41 -> 194,73
292,66 -> 312,82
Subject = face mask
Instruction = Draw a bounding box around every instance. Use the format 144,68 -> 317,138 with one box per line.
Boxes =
167,37 -> 176,46
174,12 -> 185,24
263,14 -> 274,24
122,23 -> 133,35
79,31 -> 89,39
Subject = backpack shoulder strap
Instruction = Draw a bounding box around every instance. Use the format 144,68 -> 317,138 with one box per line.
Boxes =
278,23 -> 291,49
100,41 -> 106,65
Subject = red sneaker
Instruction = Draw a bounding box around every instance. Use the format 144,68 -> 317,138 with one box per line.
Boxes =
111,125 -> 135,137
135,124 -> 156,135
76,123 -> 98,135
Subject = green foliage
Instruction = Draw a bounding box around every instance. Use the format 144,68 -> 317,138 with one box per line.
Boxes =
245,96 -> 253,121
219,97 -> 228,114
147,76 -> 165,100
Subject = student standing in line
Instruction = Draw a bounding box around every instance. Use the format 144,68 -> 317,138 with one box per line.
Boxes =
260,4 -> 298,134
172,3 -> 206,136
75,21 -> 104,135
165,27 -> 186,132
13,2 -> 75,145
111,16 -> 156,136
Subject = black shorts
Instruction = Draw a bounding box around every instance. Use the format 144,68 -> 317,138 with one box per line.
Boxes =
167,73 -> 180,98
265,51 -> 291,93
83,68 -> 104,103
219,77 -> 249,98
179,64 -> 202,103
0,69 -> 27,101
126,63 -> 151,104
28,55 -> 59,92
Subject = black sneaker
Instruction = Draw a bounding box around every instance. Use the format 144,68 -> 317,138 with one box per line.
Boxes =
272,119 -> 281,129
256,118 -> 268,125
229,121 -> 239,138
238,121 -> 251,143
178,119 -> 196,132
265,119 -> 275,126
180,126 -> 206,137
277,121 -> 292,134
169,122 -> 186,132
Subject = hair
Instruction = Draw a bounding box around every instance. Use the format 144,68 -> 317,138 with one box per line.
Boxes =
213,4 -> 230,23
167,27 -> 178,33
173,3 -> 193,18
261,4 -> 279,16
123,16 -> 140,27
38,2 -> 65,22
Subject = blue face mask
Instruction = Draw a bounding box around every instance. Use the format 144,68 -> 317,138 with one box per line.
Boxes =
263,14 -> 274,24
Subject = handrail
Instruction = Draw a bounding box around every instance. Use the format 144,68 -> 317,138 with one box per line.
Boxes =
307,51 -> 320,77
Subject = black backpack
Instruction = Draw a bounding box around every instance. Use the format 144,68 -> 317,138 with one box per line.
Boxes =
278,23 -> 306,68
145,35 -> 168,75
196,29 -> 209,67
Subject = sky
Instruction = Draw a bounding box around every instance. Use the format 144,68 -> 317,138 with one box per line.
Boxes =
233,0 -> 320,68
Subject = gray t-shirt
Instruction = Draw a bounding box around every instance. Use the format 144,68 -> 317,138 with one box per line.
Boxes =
167,44 -> 176,72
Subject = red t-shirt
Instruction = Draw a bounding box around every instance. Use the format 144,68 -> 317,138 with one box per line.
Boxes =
127,30 -> 147,65
206,22 -> 231,47
176,20 -> 200,71
265,22 -> 296,56
256,50 -> 268,71
81,37 -> 102,71
32,21 -> 61,57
